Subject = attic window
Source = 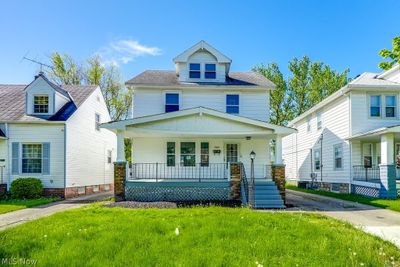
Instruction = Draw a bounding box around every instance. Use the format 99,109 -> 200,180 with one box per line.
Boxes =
189,63 -> 201,79
205,64 -> 216,79
34,95 -> 49,114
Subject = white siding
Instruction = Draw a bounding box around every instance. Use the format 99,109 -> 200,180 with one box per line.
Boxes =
283,95 -> 351,183
132,88 -> 270,122
7,123 -> 65,188
54,92 -> 69,112
0,140 -> 8,184
65,87 -> 116,188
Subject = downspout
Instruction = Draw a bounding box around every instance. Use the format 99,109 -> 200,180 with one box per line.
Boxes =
348,92 -> 352,193
64,123 -> 67,190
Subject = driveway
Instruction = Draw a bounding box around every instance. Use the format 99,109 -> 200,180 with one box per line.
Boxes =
286,189 -> 400,248
0,192 -> 112,231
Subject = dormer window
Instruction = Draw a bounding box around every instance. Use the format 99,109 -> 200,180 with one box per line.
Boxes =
189,63 -> 201,79
205,64 -> 216,79
34,95 -> 49,114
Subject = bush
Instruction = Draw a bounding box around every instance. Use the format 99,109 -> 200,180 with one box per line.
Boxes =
10,178 -> 43,199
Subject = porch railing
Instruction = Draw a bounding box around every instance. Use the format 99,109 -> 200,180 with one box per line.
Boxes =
129,163 -> 229,181
352,165 -> 380,182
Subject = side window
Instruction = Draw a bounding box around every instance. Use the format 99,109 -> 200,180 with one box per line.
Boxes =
167,142 -> 175,167
314,149 -> 321,171
226,94 -> 239,114
165,93 -> 179,113
333,144 -> 343,170
316,112 -> 322,130
189,63 -> 201,79
95,113 -> 101,131
107,150 -> 112,164
205,64 -> 216,79
370,95 -> 381,117
306,116 -> 311,132
385,95 -> 396,118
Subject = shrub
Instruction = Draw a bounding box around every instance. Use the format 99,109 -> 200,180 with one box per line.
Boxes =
10,178 -> 43,199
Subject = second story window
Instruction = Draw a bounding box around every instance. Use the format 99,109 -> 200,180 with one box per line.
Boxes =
205,64 -> 216,79
189,63 -> 201,79
95,113 -> 101,131
306,116 -> 311,132
385,95 -> 396,118
316,112 -> 322,130
165,93 -> 179,112
370,95 -> 381,117
34,95 -> 49,114
226,94 -> 239,114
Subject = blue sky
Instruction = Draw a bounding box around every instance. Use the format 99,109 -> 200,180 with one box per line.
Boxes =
0,0 -> 399,84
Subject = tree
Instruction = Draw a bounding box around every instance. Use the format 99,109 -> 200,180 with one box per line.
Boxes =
254,56 -> 349,125
379,36 -> 400,70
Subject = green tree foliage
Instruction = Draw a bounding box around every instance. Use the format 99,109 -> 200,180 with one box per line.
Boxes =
254,56 -> 349,125
379,36 -> 400,70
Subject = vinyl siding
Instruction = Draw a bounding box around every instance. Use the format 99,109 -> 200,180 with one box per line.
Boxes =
0,140 -> 7,184
283,95 -> 351,183
65,87 -> 116,188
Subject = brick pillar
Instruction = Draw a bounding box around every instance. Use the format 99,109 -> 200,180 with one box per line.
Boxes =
230,163 -> 241,200
379,164 -> 397,199
114,162 -> 126,202
272,164 -> 286,204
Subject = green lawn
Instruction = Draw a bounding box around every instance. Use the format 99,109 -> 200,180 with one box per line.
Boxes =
0,197 -> 60,214
287,184 -> 400,212
1,206 -> 399,266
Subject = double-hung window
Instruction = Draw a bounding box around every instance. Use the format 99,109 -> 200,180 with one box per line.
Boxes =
165,93 -> 179,112
34,95 -> 49,114
189,63 -> 201,79
370,95 -> 381,117
333,144 -> 343,170
205,64 -> 216,79
363,143 -> 373,167
306,116 -> 311,132
167,142 -> 176,167
22,144 -> 42,173
316,112 -> 322,130
314,149 -> 321,171
95,113 -> 101,131
200,142 -> 209,167
385,95 -> 396,118
180,142 -> 195,166
226,94 -> 239,114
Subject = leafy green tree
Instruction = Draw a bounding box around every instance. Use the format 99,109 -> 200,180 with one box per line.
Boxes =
379,36 -> 400,70
48,52 -> 82,85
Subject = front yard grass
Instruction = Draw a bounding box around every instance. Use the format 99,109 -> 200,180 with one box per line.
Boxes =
287,184 -> 400,212
1,206 -> 399,266
0,197 -> 60,214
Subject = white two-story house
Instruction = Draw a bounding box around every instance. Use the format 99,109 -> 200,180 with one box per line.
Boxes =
103,41 -> 296,207
283,64 -> 400,199
0,73 -> 116,198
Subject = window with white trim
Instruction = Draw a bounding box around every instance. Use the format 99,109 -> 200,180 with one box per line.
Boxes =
165,93 -> 179,113
167,142 -> 175,167
180,142 -> 195,166
226,94 -> 239,114
22,144 -> 42,173
205,64 -> 216,79
107,150 -> 112,164
95,113 -> 101,131
306,116 -> 311,132
316,112 -> 322,130
314,149 -> 321,171
363,143 -> 373,167
385,95 -> 396,118
34,95 -> 49,114
200,142 -> 209,167
189,63 -> 201,79
370,95 -> 381,117
333,144 -> 343,170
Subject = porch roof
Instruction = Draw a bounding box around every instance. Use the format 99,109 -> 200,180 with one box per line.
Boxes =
348,124 -> 400,141
102,107 -> 296,137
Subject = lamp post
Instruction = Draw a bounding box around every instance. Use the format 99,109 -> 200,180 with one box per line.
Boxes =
250,151 -> 256,208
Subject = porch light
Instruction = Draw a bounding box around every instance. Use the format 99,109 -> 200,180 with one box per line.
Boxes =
250,151 -> 256,160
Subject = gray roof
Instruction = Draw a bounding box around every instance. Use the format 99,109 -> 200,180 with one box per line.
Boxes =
0,84 -> 97,122
350,72 -> 400,87
126,70 -> 275,87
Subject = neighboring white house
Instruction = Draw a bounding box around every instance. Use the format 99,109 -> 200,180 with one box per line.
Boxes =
0,73 -> 116,198
282,64 -> 400,198
103,40 -> 296,183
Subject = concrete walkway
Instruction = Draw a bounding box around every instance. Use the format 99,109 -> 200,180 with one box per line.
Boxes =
286,189 -> 400,248
0,192 -> 113,231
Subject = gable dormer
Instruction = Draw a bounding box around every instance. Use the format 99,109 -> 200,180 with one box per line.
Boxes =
377,64 -> 400,83
25,73 -> 71,116
173,40 -> 232,83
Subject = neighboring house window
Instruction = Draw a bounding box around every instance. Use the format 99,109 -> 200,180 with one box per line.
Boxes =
333,144 -> 343,170
34,95 -> 49,113
107,150 -> 112,164
316,112 -> 322,130
385,95 -> 396,118
370,95 -> 381,117
306,116 -> 311,132
363,143 -> 373,167
22,144 -> 42,173
95,113 -> 101,131
189,63 -> 201,79
314,149 -> 321,171
165,93 -> 179,112
180,142 -> 195,166
205,64 -> 216,79
167,142 -> 175,167
226,94 -> 239,114
200,142 -> 209,167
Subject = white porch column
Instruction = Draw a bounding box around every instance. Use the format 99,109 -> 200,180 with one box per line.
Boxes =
116,129 -> 126,162
275,135 -> 283,164
381,133 -> 394,165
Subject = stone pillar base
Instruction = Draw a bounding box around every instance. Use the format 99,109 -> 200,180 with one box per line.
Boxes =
272,164 -> 286,204
114,162 -> 127,202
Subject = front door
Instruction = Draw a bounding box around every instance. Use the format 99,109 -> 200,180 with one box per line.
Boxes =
226,144 -> 239,163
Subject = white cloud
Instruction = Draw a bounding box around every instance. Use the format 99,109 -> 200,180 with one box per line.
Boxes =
97,39 -> 162,66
